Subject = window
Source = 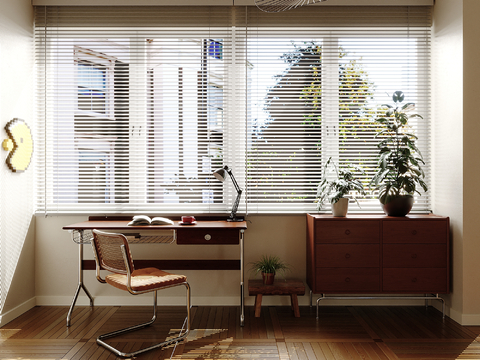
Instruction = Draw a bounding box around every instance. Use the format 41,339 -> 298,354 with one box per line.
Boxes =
35,5 -> 431,215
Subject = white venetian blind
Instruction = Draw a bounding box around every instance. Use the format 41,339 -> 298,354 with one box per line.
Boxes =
35,5 -> 432,215
35,6 -> 246,214
244,6 -> 432,213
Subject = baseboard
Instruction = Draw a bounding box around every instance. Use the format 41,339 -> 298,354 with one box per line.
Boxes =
35,295 -> 243,307
0,297 -> 36,327
449,307 -> 480,325
35,294 -> 440,307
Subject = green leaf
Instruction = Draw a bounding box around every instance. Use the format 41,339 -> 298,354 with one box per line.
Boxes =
392,91 -> 405,103
409,113 -> 423,119
404,133 -> 418,140
401,102 -> 415,111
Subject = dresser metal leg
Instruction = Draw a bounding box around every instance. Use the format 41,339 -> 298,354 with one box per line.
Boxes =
314,293 -> 446,321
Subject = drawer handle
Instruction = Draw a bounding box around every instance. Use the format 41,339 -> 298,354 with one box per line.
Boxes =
345,277 -> 351,283
345,253 -> 351,259
412,230 -> 417,235
204,234 -> 211,241
345,230 -> 351,235
412,277 -> 418,283
412,253 -> 417,259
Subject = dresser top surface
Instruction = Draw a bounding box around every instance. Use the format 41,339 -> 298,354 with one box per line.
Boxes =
307,213 -> 448,220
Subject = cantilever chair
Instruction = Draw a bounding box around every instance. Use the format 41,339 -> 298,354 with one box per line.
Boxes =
91,229 -> 191,358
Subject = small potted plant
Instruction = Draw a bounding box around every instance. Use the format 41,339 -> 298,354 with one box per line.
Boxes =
315,157 -> 365,217
250,255 -> 290,285
370,91 -> 428,216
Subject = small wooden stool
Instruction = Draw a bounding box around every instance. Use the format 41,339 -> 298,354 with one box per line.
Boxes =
248,279 -> 305,317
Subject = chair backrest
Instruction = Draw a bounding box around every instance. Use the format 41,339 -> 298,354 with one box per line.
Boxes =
92,230 -> 135,275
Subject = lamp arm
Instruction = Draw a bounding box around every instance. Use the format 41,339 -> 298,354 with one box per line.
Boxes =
230,188 -> 243,220
226,168 -> 241,193
226,167 -> 243,221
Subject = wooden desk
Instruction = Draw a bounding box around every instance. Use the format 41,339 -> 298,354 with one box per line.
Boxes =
63,217 -> 247,327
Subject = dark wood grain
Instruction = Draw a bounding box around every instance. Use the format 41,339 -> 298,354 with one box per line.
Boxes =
1,305 -> 479,359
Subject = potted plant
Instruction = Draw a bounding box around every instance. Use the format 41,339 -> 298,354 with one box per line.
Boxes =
315,157 -> 365,217
371,91 -> 428,216
250,255 -> 290,285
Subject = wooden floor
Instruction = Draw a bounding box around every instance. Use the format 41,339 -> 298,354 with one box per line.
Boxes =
2,304 -> 480,359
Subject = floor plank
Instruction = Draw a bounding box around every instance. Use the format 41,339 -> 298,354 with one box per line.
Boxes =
1,305 -> 480,359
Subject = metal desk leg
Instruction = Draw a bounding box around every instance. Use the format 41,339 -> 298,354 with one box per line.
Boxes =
240,229 -> 245,327
66,242 -> 94,327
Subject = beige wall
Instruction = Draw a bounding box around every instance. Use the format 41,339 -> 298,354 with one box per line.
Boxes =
433,0 -> 480,325
432,0 -> 464,322
35,214 -> 440,310
461,0 -> 480,324
0,0 -> 35,325
35,215 -> 308,307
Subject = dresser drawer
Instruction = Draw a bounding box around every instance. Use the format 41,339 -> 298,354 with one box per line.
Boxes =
316,244 -> 380,267
176,228 -> 239,244
383,220 -> 447,244
383,268 -> 448,293
315,268 -> 380,292
315,220 -> 380,244
383,244 -> 447,268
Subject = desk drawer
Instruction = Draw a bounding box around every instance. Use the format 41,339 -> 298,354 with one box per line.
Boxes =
177,228 -> 240,245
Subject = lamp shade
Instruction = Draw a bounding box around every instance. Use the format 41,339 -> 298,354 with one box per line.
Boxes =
213,167 -> 227,182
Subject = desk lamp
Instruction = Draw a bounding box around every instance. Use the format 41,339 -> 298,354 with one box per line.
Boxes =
213,165 -> 244,222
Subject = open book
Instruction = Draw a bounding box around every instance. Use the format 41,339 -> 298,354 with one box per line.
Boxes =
127,215 -> 174,226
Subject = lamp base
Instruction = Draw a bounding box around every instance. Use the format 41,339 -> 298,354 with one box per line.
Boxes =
227,217 -> 244,222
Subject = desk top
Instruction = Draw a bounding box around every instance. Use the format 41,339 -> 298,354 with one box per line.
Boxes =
63,217 -> 247,231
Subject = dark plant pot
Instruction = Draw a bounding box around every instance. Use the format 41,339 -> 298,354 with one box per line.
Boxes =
262,272 -> 275,285
381,195 -> 414,217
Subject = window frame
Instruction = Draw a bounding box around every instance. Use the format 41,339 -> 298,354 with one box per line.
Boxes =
34,5 -> 432,215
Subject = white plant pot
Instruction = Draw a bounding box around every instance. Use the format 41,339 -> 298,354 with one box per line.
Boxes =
332,198 -> 349,217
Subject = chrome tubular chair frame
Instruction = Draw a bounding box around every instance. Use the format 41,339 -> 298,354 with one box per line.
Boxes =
91,229 -> 191,358
97,283 -> 191,358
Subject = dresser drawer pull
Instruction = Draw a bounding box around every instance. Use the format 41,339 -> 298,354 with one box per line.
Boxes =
345,230 -> 351,235
345,253 -> 351,259
412,253 -> 417,259
412,277 -> 417,283
204,234 -> 211,241
412,230 -> 417,235
345,277 -> 351,283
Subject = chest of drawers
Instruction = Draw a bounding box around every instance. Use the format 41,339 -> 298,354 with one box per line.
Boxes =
306,214 -> 450,295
